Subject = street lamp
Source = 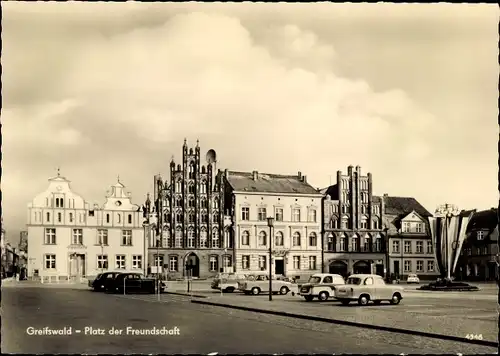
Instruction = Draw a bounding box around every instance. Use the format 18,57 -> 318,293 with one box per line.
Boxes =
267,217 -> 274,301
383,227 -> 389,281
100,241 -> 104,273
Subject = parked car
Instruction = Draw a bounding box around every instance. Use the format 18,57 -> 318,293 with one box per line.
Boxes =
238,274 -> 296,295
334,274 -> 404,306
298,273 -> 345,302
406,274 -> 420,284
88,271 -> 125,291
104,272 -> 166,294
211,273 -> 248,292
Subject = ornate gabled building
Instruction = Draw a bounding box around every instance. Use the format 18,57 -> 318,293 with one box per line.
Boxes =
146,139 -> 232,279
383,195 -> 438,280
322,166 -> 387,278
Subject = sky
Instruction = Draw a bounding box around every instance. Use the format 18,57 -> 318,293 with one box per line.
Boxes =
2,2 -> 498,244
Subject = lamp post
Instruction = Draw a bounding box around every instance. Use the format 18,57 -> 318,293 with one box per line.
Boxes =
267,217 -> 274,301
100,241 -> 104,273
383,227 -> 389,281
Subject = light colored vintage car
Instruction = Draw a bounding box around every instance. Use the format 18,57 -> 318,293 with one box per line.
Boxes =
211,272 -> 248,292
238,274 -> 296,295
334,274 -> 404,306
298,273 -> 345,301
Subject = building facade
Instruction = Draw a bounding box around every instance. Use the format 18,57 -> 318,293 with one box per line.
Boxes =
322,166 -> 387,278
27,172 -> 145,282
383,195 -> 439,281
224,170 -> 323,281
1,218 -> 19,278
456,208 -> 499,281
146,140 -> 231,280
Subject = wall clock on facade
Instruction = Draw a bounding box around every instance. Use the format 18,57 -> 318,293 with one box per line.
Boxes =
115,201 -> 122,206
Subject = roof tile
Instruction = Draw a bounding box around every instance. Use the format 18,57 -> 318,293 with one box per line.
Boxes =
226,171 -> 321,195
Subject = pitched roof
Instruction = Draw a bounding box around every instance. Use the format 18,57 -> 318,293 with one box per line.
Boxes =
466,208 -> 498,233
383,196 -> 433,217
226,171 -> 321,195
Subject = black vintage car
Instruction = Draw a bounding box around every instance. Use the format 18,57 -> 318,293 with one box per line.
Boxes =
89,272 -> 124,291
105,272 -> 166,294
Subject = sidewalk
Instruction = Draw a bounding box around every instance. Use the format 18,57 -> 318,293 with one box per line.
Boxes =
192,294 -> 497,345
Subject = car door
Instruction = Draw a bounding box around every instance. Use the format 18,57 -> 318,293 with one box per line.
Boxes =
322,276 -> 333,291
374,277 -> 389,299
363,277 -> 376,299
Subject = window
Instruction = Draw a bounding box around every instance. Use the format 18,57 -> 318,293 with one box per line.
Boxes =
175,211 -> 183,222
106,214 -> 110,223
363,235 -> 370,252
128,214 -> 132,224
44,254 -> 56,269
241,207 -> 250,221
403,222 -> 411,233
214,199 -> 219,209
189,164 -> 195,179
169,256 -> 178,272
258,208 -> 267,221
292,208 -> 301,222
293,256 -> 301,270
416,223 -> 423,233
477,231 -> 484,240
116,255 -> 126,269
188,184 -> 195,194
416,260 -> 423,272
209,256 -> 218,272
46,212 -> 50,222
189,198 -> 195,208
200,229 -> 208,248
308,232 -> 317,247
416,241 -> 424,253
202,212 -> 208,224
89,210 -> 95,217
308,209 -> 317,223
241,231 -> 250,246
57,212 -> 62,223
392,240 -> 400,253
360,219 -> 367,229
175,197 -> 183,207
69,213 -> 73,223
427,260 -> 434,272
200,181 -> 207,194
223,255 -> 232,268
162,230 -> 170,248
242,255 -> 250,270
187,229 -> 195,248
188,212 -> 195,223
375,236 -> 382,252
122,230 -> 132,246
258,256 -> 267,270
211,229 -> 220,248
327,233 -> 335,251
339,236 -> 346,251
330,219 -> 338,229
373,206 -> 379,214
351,235 -> 359,252
341,218 -> 348,229
175,181 -> 182,193
275,208 -> 284,222
258,231 -> 267,246
373,219 -> 379,229
426,241 -> 433,254
201,199 -> 208,209
275,231 -> 284,246
97,255 -> 108,269
45,228 -> 56,244
292,232 -> 301,246
308,256 -> 317,270
132,255 -> 142,269
175,228 -> 183,248
404,260 -> 411,272
117,214 -> 121,224
72,229 -> 83,245
404,241 -> 412,253
154,255 -> 164,269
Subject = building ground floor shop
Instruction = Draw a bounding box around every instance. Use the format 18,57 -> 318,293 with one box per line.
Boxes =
455,258 -> 499,282
388,256 -> 440,281
322,253 -> 386,279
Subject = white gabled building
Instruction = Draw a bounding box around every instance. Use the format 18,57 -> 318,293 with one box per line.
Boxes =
26,171 -> 145,283
223,170 -> 323,282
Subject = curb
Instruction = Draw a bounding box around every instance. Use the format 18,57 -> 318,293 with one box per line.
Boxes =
165,291 -> 207,298
191,300 -> 497,348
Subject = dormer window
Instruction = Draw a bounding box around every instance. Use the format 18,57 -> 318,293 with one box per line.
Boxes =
477,231 -> 484,240
106,214 -> 110,223
89,210 -> 95,217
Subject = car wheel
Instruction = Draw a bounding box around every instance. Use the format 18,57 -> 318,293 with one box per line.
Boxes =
318,291 -> 329,301
390,293 -> 402,305
251,287 -> 261,295
225,287 -> 235,293
340,300 -> 350,306
304,295 -> 314,302
279,286 -> 289,295
358,295 -> 370,306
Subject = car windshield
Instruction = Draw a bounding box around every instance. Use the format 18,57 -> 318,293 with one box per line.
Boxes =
409,274 -> 417,278
95,274 -> 102,279
346,277 -> 363,285
308,276 -> 322,284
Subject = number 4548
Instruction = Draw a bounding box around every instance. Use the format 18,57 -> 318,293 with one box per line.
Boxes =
465,334 -> 483,340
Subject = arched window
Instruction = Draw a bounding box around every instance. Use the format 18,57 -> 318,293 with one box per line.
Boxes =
330,218 -> 338,229
201,198 -> 208,209
308,232 -> 317,247
241,230 -> 250,245
162,230 -> 170,248
176,197 -> 182,207
342,217 -> 348,229
351,234 -> 359,252
200,181 -> 207,194
175,211 -> 183,223
375,234 -> 382,252
213,199 -> 219,209
189,163 -> 196,179
373,219 -> 379,229
275,231 -> 284,246
258,231 -> 267,246
212,213 -> 219,224
188,212 -> 195,224
188,183 -> 195,194
339,234 -> 347,251
175,180 -> 182,192
188,197 -> 195,208
363,234 -> 371,252
187,228 -> 195,248
212,229 -> 220,248
292,232 -> 301,246
361,216 -> 368,229
200,228 -> 208,248
327,233 -> 335,251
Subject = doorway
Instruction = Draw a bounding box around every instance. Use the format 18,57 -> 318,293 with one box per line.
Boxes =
69,254 -> 86,280
394,261 -> 400,276
275,259 -> 284,275
329,261 -> 348,278
353,260 -> 371,274
185,253 -> 200,278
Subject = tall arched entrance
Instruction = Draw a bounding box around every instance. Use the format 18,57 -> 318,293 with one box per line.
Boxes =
185,253 -> 200,278
329,260 -> 348,278
353,260 -> 371,274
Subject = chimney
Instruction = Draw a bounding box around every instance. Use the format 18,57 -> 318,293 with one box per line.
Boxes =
302,175 -> 307,183
298,171 -> 302,179
225,169 -> 229,179
383,193 -> 388,198
252,171 -> 258,180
